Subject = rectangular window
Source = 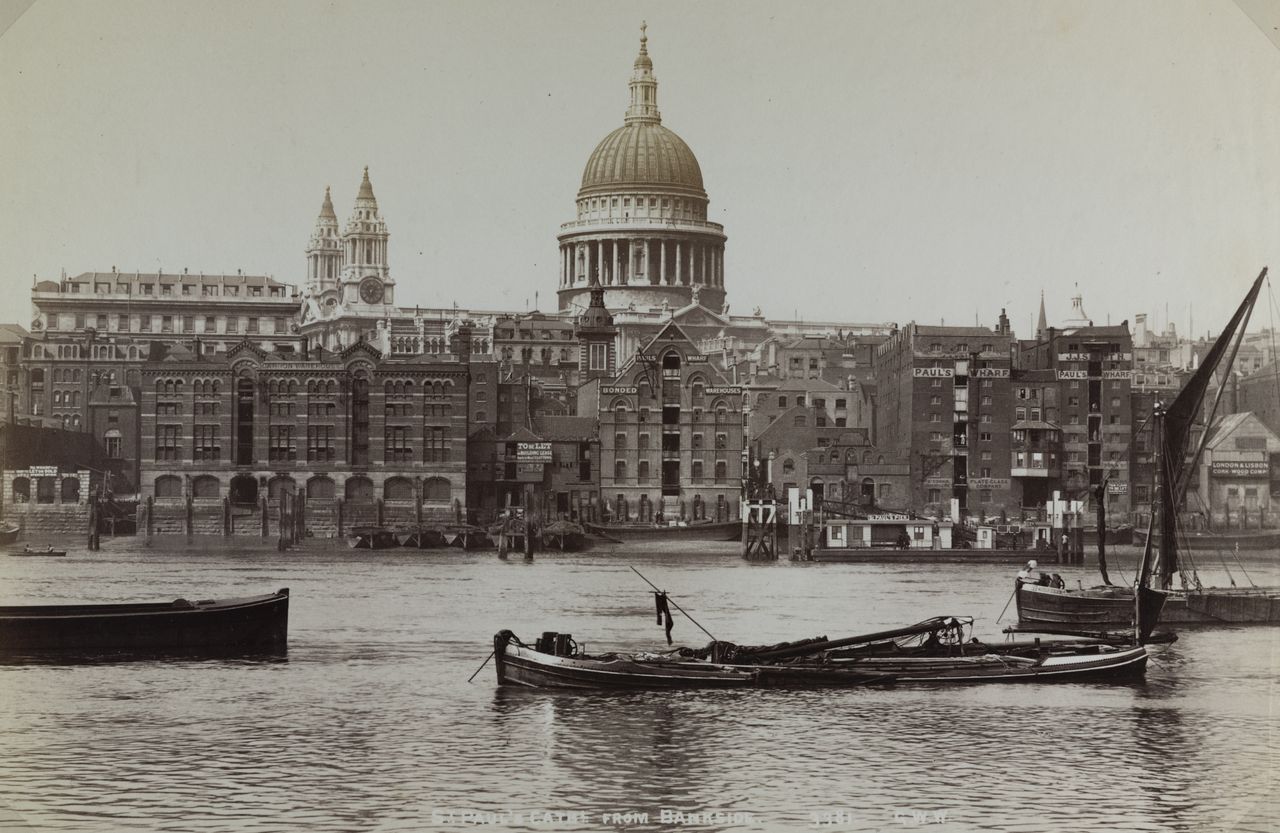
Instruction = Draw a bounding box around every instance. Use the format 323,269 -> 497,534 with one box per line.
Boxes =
615,432 -> 626,449
424,427 -> 449,462
156,425 -> 181,461
193,425 -> 221,461
384,426 -> 411,463
268,425 -> 296,462
307,426 -> 335,462
589,343 -> 607,370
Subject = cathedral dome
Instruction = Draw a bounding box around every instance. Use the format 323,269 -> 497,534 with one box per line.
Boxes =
579,123 -> 705,197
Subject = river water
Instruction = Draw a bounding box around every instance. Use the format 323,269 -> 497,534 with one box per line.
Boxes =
0,537 -> 1276,832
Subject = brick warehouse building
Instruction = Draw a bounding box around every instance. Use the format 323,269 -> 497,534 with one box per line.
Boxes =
578,321 -> 744,523
874,321 -> 1017,517
1020,323 -> 1135,522
139,335 -> 471,533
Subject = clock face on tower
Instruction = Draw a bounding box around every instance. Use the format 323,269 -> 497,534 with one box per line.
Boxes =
358,277 -> 384,304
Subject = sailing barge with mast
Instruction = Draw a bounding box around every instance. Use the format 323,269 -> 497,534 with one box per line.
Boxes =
1016,267 -> 1280,631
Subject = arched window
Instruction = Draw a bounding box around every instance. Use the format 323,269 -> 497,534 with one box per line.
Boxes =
307,476 -> 335,499
344,476 -> 374,503
154,475 -> 183,498
384,476 -> 414,501
423,477 -> 451,501
268,477 -> 296,502
192,475 -> 220,498
782,458 -> 795,475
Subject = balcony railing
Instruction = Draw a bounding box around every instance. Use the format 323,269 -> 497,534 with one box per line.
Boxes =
559,217 -> 726,234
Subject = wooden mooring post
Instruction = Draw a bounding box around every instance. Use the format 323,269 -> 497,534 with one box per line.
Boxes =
742,499 -> 779,561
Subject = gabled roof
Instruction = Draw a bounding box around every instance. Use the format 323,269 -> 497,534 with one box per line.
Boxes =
504,426 -> 543,442
1204,412 -> 1275,449
338,339 -> 382,361
0,323 -> 29,343
670,303 -> 730,327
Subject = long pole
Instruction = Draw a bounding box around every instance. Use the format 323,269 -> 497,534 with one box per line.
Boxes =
629,566 -> 717,642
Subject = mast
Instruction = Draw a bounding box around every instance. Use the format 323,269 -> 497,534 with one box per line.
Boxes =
1157,267 -> 1265,589
1094,474 -> 1112,585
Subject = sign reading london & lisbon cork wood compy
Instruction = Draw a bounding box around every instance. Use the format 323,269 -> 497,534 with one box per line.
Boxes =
1210,460 -> 1269,478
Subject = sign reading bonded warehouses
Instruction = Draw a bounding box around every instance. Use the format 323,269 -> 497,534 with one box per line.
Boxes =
1057,370 -> 1088,380
705,386 -> 741,395
972,368 -> 1010,378
516,442 -> 553,463
914,367 -> 955,378
601,385 -> 637,395
1210,460 -> 1269,478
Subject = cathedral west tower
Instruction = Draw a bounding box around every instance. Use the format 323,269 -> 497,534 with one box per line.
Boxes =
556,24 -> 727,314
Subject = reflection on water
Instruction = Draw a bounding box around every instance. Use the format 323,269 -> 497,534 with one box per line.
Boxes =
0,537 -> 1276,831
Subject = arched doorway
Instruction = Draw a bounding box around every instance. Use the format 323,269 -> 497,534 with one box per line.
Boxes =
383,477 -> 414,501
344,476 -> 374,503
423,477 -> 451,502
230,474 -> 258,504
268,477 -> 297,502
154,475 -> 182,498
192,476 -> 220,499
307,476 -> 335,500
861,477 -> 876,506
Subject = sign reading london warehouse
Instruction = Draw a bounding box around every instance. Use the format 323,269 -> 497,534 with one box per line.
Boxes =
1210,460 -> 1270,478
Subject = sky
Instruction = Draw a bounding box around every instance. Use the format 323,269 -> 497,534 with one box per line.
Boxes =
1,0 -> 1278,339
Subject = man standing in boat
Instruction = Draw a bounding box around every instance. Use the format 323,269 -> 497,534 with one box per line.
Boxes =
1016,560 -> 1038,584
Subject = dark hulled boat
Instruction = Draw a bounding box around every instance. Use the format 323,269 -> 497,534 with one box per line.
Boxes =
493,630 -> 893,689
0,523 -> 20,545
584,519 -> 740,543
9,547 -> 67,557
1016,267 -> 1273,633
540,520 -> 586,551
0,588 -> 289,654
493,615 -> 1148,689
347,526 -> 401,550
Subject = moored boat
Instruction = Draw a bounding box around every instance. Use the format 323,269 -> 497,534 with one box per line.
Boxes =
0,588 -> 289,654
0,522 -> 20,545
442,523 -> 490,550
347,526 -> 401,549
493,615 -> 1149,689
1015,267 -> 1279,632
540,520 -> 586,551
584,519 -> 740,543
9,546 -> 67,557
397,526 -> 448,549
493,630 -> 894,689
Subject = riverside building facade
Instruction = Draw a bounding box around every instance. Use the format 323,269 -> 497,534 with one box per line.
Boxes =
874,322 -> 1017,517
138,334 -> 471,521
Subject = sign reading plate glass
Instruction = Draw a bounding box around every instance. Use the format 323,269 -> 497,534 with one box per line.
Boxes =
516,442 -> 553,463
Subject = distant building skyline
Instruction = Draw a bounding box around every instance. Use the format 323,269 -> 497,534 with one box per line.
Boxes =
2,3 -> 1277,337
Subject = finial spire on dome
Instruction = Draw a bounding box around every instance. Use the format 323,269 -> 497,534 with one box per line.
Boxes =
319,185 -> 336,220
355,166 -> 378,210
625,22 -> 660,125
